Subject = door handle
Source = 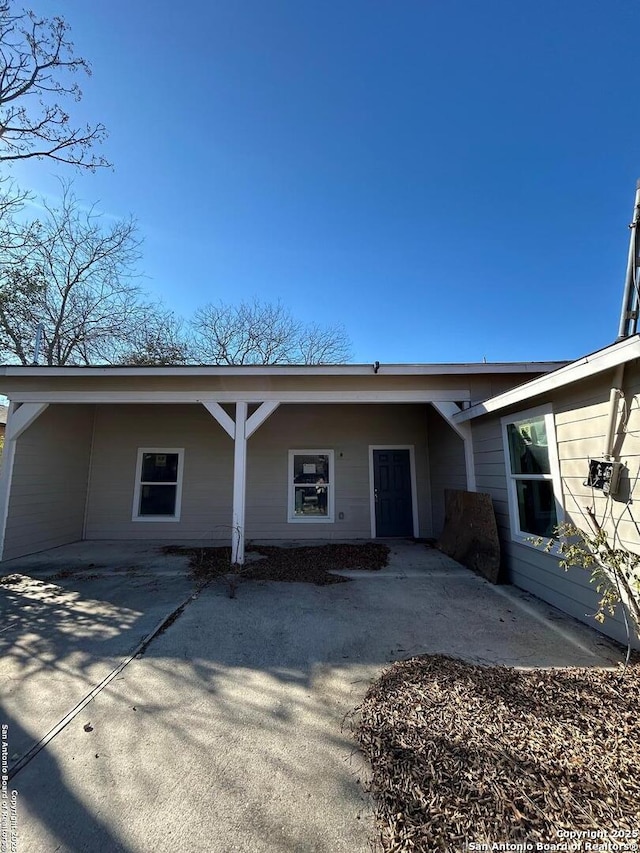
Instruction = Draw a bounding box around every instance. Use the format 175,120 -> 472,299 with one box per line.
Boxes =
374,488 -> 379,502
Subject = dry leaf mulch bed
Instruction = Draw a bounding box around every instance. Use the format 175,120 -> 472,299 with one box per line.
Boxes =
162,542 -> 389,585
355,653 -> 640,852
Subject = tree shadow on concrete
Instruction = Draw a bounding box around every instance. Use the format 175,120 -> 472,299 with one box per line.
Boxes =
1,708 -> 133,853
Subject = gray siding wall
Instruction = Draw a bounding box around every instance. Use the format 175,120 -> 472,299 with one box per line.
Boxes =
426,406 -> 467,536
85,404 -> 234,540
246,403 -> 431,539
471,367 -> 640,649
554,369 -> 640,553
84,402 -> 432,542
4,404 -> 94,560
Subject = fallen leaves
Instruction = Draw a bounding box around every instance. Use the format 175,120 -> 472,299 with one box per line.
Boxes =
354,654 -> 640,851
163,542 -> 389,586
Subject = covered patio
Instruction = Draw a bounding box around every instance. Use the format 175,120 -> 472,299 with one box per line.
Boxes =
0,361 -> 558,562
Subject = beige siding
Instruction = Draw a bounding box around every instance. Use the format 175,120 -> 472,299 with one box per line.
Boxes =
553,367 -> 640,555
4,404 -> 94,559
85,404 -> 234,540
246,403 -> 431,540
426,407 -> 467,535
84,402 -> 432,542
471,366 -> 640,648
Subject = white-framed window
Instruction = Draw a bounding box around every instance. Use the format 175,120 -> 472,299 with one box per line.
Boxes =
501,406 -> 563,545
132,448 -> 184,522
288,449 -> 334,523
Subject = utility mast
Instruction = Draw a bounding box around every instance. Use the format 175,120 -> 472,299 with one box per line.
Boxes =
617,179 -> 640,340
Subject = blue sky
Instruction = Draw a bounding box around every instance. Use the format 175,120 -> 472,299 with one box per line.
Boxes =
11,0 -> 640,364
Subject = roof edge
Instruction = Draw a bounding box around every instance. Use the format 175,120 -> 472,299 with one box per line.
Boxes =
0,361 -> 566,378
453,336 -> 640,423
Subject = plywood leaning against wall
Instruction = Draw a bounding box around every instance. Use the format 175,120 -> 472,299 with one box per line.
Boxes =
436,489 -> 501,583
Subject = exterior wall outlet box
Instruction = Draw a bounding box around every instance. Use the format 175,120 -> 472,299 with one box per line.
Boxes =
584,460 -> 623,496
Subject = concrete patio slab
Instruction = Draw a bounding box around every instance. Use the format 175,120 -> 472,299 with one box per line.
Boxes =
0,540 -> 625,852
0,541 -> 196,759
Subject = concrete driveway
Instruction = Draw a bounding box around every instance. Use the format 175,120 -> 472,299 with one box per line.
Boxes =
0,540 -> 623,852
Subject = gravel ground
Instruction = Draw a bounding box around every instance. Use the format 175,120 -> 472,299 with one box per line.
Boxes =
354,653 -> 640,852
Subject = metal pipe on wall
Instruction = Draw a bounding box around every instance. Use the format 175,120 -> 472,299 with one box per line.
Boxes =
603,364 -> 625,459
617,180 -> 640,341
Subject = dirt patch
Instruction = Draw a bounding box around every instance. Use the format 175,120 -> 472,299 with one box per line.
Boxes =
162,542 -> 389,586
50,568 -> 76,580
354,653 -> 640,851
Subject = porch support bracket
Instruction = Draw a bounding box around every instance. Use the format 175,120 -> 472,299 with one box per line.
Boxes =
246,401 -> 280,439
201,401 -> 235,439
431,402 -> 476,492
6,402 -> 49,442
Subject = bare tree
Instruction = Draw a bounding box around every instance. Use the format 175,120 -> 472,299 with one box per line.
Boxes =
0,2 -> 109,168
190,299 -> 351,365
0,185 -> 159,365
0,177 -> 34,251
116,308 -> 191,365
297,320 -> 353,365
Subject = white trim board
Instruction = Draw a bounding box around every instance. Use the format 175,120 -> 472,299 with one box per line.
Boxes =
454,335 -> 640,423
5,389 -> 473,404
287,449 -> 335,524
368,445 -> 419,539
500,405 -> 564,549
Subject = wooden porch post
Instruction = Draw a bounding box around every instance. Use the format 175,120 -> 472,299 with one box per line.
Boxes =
202,399 -> 280,564
231,402 -> 248,565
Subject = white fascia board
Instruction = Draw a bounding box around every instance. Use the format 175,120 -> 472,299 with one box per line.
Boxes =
453,336 -> 640,424
0,361 -> 564,378
6,389 -> 473,404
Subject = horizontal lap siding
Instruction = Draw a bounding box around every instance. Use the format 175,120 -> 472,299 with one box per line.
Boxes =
471,417 -> 510,535
426,407 -> 466,536
85,404 -> 234,540
505,543 -> 630,646
471,366 -> 640,648
246,403 -> 431,540
84,403 -> 431,543
554,368 -> 640,555
4,404 -> 94,559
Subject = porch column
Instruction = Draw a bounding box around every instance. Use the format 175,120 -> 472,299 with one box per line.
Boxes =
231,402 -> 248,565
0,402 -> 49,559
431,402 -> 476,492
201,399 -> 281,565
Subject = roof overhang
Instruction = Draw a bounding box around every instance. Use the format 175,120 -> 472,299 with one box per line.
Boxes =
453,336 -> 640,423
0,360 -> 567,407
0,361 -> 565,378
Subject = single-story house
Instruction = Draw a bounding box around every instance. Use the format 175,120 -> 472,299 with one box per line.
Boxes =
0,340 -> 639,648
